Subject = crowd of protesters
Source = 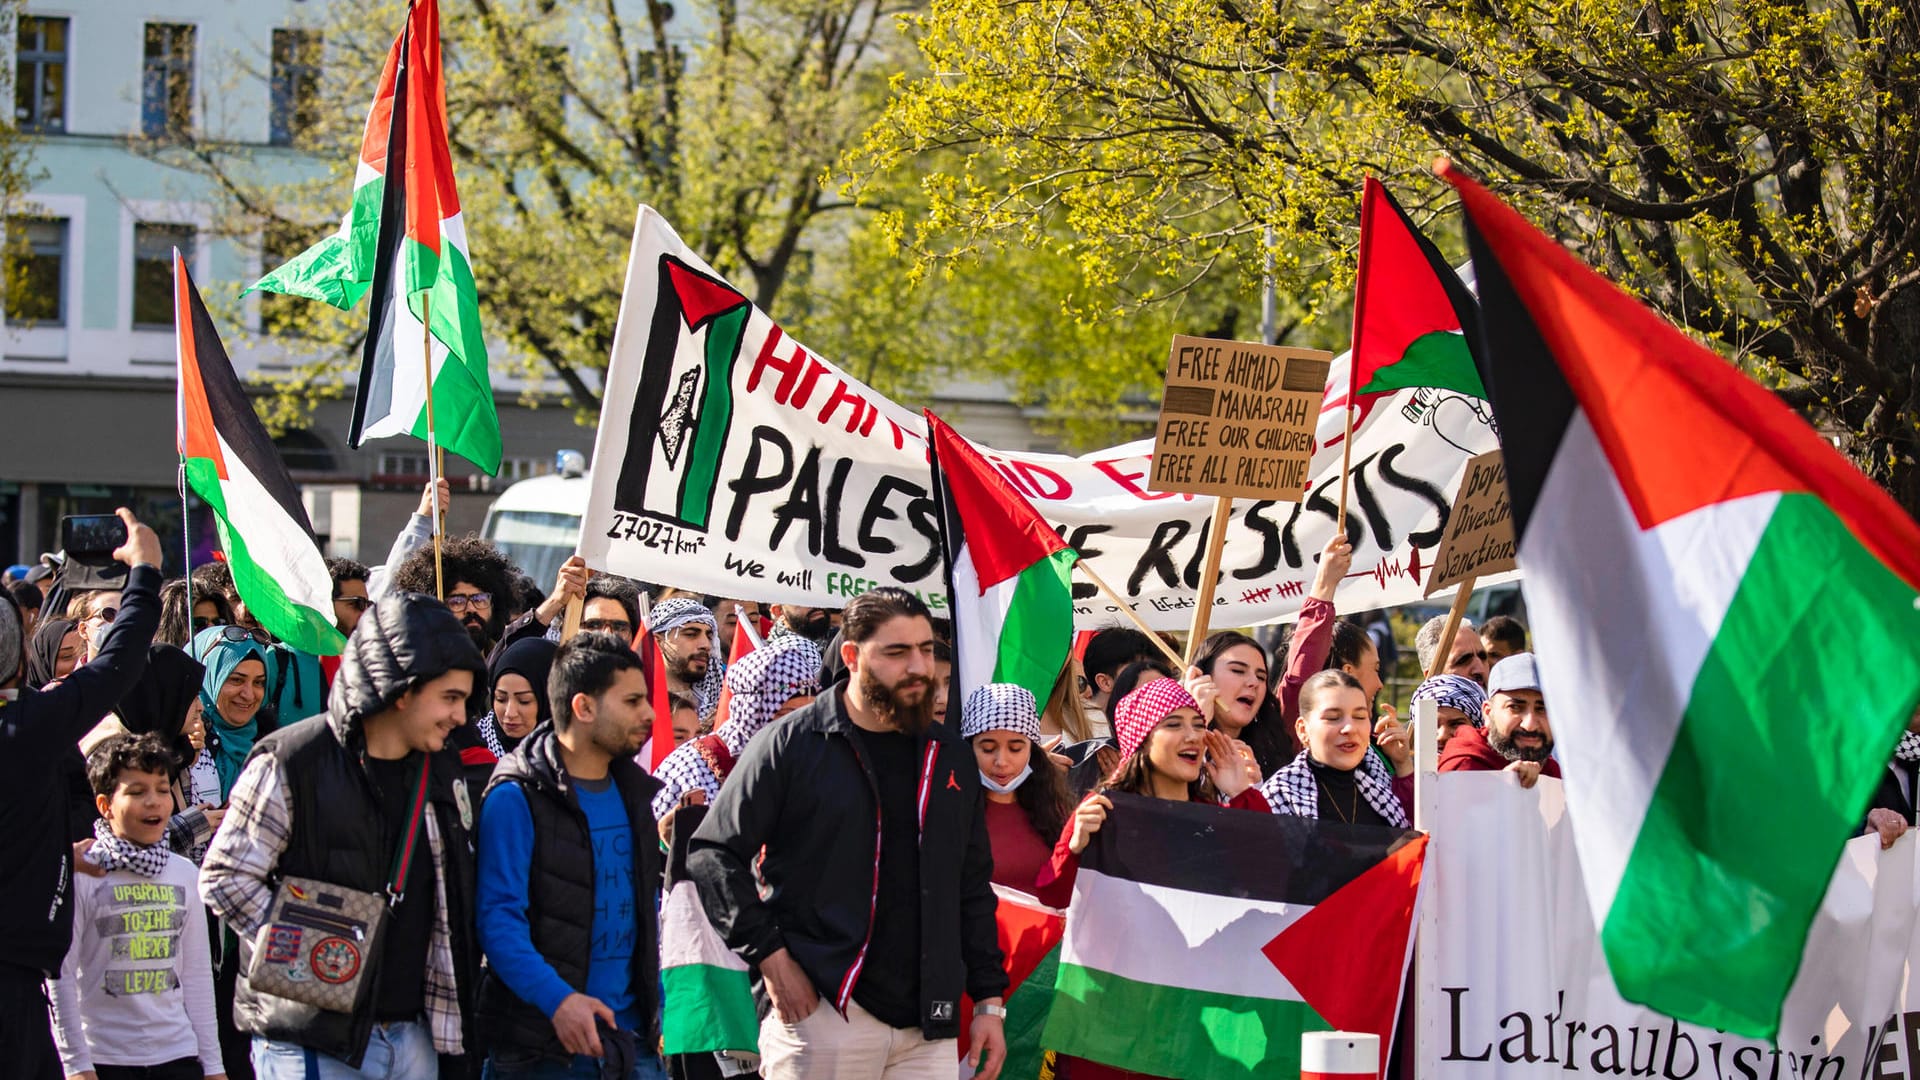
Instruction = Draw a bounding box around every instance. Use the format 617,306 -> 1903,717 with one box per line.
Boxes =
1,483 -> 1913,1080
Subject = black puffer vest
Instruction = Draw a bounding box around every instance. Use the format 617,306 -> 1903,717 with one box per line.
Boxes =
231,716 -> 481,1067
478,725 -> 664,1061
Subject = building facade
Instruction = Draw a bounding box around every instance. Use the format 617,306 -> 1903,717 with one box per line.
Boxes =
0,0 -> 1047,574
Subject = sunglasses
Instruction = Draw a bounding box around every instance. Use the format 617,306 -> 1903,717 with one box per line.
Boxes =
217,625 -> 272,645
580,618 -> 635,636
89,607 -> 119,623
335,596 -> 371,611
1450,650 -> 1491,667
191,615 -> 226,632
445,592 -> 493,613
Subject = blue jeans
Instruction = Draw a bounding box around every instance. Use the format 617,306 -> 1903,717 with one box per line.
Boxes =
251,1021 -> 439,1080
482,1048 -> 669,1080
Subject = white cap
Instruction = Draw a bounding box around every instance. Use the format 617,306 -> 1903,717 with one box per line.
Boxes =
1487,651 -> 1542,696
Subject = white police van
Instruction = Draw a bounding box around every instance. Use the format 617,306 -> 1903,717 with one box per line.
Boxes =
480,450 -> 589,588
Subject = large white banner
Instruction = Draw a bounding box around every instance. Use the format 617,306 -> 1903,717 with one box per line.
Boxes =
1423,773 -> 1920,1078
581,207 -> 1507,629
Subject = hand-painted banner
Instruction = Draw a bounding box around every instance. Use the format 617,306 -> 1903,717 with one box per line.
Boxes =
581,206 -> 1508,629
1422,774 -> 1920,1078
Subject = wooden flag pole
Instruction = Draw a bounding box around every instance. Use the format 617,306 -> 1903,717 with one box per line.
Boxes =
1184,495 -> 1234,664
1424,574 -> 1478,680
1334,402 -> 1355,540
1073,559 -> 1185,673
559,593 -> 583,642
421,292 -> 445,600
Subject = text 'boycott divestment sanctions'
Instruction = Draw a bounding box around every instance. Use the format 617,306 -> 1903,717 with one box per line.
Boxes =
1150,335 -> 1334,501
1423,449 -> 1518,597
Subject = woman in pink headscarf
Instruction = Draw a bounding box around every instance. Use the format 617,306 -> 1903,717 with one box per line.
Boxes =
1033,678 -> 1268,909
1032,678 -> 1271,1079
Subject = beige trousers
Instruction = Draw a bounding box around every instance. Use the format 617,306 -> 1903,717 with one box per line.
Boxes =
758,999 -> 957,1080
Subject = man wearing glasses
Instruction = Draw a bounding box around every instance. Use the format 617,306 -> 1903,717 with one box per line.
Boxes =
391,536 -> 519,657
489,557 -> 642,662
328,557 -> 373,637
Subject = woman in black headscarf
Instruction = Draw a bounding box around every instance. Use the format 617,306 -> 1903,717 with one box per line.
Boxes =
26,616 -> 81,688
464,636 -> 559,786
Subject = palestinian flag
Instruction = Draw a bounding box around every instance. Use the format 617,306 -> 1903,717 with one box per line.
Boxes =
1349,176 -> 1486,399
958,887 -> 1066,1080
175,254 -> 346,658
631,610 -> 677,770
1444,163 -> 1920,1038
705,616 -> 756,732
355,0 -> 500,474
925,409 -> 1077,710
659,805 -> 758,1059
244,31 -> 400,308
1042,793 -> 1425,1079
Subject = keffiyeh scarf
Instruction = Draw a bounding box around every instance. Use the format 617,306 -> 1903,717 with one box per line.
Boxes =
1260,750 -> 1409,828
960,684 -> 1041,741
651,637 -> 821,820
1412,674 -> 1489,729
650,598 -> 726,721
1896,731 -> 1920,765
89,816 -> 172,878
1112,678 -> 1200,762
476,712 -> 510,758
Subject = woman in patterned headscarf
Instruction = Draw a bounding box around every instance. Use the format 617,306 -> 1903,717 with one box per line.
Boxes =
1033,678 -> 1270,1080
1411,673 -> 1489,754
190,625 -> 271,802
961,683 -> 1072,890
1035,678 -> 1267,910
650,634 -> 822,833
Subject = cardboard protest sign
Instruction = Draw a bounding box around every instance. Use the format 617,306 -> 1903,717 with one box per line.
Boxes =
1150,336 -> 1331,500
579,206 -> 1509,629
1423,449 -> 1517,597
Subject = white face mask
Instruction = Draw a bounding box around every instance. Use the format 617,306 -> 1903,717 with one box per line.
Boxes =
979,763 -> 1033,795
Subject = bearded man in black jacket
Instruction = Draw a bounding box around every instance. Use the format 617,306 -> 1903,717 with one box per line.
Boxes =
688,587 -> 1007,1080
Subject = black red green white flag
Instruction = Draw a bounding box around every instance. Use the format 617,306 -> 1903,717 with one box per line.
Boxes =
1349,176 -> 1486,399
176,253 -> 345,657
1445,162 -> 1920,1038
1042,793 -> 1425,1078
355,0 -> 499,474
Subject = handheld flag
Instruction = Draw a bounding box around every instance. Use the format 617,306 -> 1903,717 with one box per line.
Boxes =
925,409 -> 1077,711
958,887 -> 1067,1080
633,613 -> 677,770
245,32 -> 400,308
704,618 -> 757,732
1350,176 -> 1486,399
355,0 -> 500,474
175,253 -> 346,657
660,805 -> 758,1059
1442,161 -> 1920,1037
1041,794 -> 1423,1078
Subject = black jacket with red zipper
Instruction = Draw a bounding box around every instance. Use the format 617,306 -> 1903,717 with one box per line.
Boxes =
687,687 -> 1008,1040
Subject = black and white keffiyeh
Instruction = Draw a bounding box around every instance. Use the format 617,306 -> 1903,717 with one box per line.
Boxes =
1260,750 -> 1408,828
89,816 -> 172,878
650,636 -> 822,819
1896,731 -> 1920,765
476,712 -> 509,758
650,598 -> 726,721
960,684 -> 1041,741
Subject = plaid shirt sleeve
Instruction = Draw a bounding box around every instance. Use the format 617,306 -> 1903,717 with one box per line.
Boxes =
197,754 -> 292,938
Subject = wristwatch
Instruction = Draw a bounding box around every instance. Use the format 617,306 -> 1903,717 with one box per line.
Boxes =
974,1002 -> 1008,1019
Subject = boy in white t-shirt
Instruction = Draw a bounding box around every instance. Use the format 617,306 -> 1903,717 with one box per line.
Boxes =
50,732 -> 225,1080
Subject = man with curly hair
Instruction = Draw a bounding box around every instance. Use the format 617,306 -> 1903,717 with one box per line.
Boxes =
390,536 -> 520,657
